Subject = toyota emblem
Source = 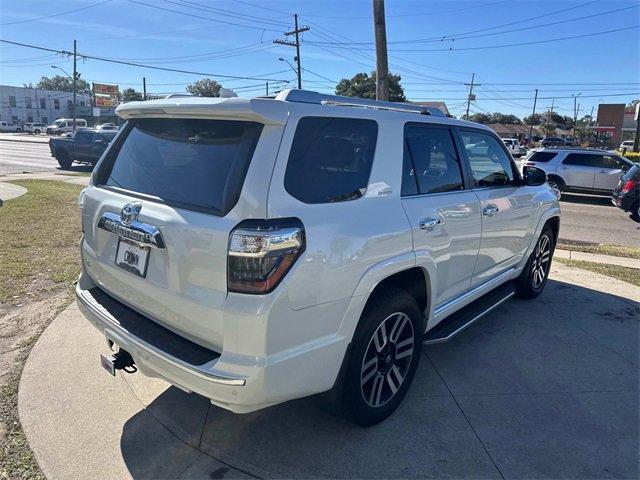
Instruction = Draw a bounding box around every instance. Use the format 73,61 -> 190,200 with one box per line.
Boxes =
120,202 -> 142,226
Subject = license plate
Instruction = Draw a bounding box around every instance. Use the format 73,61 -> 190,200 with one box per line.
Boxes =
100,354 -> 116,376
115,239 -> 149,277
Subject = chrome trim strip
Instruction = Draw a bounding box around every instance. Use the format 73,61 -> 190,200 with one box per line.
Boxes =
98,212 -> 165,249
424,291 -> 515,345
76,287 -> 246,387
434,267 -> 517,316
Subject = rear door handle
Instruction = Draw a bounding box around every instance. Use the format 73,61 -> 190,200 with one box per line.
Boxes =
419,218 -> 444,231
482,206 -> 499,216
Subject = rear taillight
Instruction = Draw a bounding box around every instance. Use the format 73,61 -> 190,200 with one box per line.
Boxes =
621,179 -> 639,193
228,218 -> 305,294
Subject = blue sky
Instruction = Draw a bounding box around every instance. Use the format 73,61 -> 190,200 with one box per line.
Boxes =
1,0 -> 638,118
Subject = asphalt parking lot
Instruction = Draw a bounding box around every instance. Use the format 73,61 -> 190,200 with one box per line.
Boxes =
19,262 -> 639,479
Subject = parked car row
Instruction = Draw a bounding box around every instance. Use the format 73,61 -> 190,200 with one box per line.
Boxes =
0,118 -> 121,135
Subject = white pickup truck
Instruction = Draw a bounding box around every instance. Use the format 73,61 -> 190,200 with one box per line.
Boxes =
0,121 -> 23,133
502,138 -> 526,157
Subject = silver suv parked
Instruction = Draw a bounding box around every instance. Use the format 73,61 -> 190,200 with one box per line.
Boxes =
76,90 -> 560,426
523,148 -> 633,195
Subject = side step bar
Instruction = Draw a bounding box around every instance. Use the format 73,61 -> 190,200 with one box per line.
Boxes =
423,281 -> 516,345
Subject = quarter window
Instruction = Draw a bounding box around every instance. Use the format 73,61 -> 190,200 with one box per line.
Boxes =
284,117 -> 378,204
460,130 -> 515,187
403,124 -> 464,195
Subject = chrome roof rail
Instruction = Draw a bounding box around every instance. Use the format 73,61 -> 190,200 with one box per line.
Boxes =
274,89 -> 446,117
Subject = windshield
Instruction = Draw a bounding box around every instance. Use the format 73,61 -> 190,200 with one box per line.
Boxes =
99,118 -> 263,215
51,120 -> 64,127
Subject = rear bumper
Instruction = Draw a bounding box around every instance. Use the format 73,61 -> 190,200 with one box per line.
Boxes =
611,192 -> 637,211
76,272 -> 349,413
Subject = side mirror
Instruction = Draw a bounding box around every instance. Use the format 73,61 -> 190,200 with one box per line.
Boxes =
523,166 -> 546,186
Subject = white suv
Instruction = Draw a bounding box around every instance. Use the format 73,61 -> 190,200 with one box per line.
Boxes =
523,148 -> 633,195
76,90 -> 560,426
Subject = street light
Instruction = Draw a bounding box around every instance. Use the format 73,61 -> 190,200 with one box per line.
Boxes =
278,57 -> 298,77
51,65 -> 72,79
51,65 -> 77,130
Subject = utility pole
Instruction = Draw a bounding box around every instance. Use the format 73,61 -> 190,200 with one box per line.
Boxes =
528,88 -> 538,140
633,102 -> 640,152
546,99 -> 555,127
143,77 -> 147,100
572,93 -> 582,137
265,82 -> 269,96
464,73 -> 480,119
274,14 -> 309,89
372,0 -> 389,101
72,39 -> 77,130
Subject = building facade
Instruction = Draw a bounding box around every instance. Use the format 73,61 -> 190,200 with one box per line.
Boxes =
0,84 -> 92,126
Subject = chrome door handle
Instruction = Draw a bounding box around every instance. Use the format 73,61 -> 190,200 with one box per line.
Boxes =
482,206 -> 499,216
419,218 -> 444,231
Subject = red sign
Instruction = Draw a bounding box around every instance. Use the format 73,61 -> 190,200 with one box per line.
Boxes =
93,83 -> 118,95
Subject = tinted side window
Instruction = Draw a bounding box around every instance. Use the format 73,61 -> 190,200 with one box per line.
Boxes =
401,141 -> 419,196
528,152 -> 558,163
598,155 -> 627,170
404,124 -> 464,194
284,117 -> 378,204
76,131 -> 91,146
563,154 -> 596,167
460,130 -> 515,187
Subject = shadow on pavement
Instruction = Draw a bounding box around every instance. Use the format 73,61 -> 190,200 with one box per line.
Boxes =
56,164 -> 94,173
560,192 -> 613,207
120,278 -> 639,479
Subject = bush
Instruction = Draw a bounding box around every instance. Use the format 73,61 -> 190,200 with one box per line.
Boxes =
616,150 -> 640,160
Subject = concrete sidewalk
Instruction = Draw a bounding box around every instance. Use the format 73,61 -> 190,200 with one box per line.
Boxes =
0,133 -> 49,144
18,262 -> 639,479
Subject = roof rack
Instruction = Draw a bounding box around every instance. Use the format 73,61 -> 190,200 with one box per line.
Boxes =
274,89 -> 446,117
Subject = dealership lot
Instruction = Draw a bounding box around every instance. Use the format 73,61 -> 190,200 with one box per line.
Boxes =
19,262 -> 638,479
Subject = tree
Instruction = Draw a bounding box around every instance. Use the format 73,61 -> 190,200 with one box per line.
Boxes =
539,122 -> 556,137
490,113 -> 521,124
36,75 -> 90,93
186,79 -> 222,97
523,113 -> 543,126
467,113 -> 492,124
120,88 -> 143,102
335,71 -> 406,102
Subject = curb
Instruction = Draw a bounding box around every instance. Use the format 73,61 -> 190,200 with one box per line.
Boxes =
555,248 -> 640,270
0,137 -> 49,145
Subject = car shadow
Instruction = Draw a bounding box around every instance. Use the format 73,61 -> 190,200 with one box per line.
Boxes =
55,164 -> 94,173
119,278 -> 639,479
560,192 -> 613,207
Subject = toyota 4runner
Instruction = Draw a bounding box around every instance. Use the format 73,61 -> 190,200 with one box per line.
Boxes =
76,90 -> 560,426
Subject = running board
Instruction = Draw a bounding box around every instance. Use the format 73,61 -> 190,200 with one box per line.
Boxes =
423,282 -> 516,345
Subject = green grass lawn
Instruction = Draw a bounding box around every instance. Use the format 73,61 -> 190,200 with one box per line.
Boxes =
0,180 -> 83,480
555,258 -> 640,287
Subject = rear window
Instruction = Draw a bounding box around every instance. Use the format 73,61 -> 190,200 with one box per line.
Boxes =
528,151 -> 558,163
100,118 -> 263,215
284,117 -> 378,204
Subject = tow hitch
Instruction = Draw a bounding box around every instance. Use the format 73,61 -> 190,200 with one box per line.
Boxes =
100,349 -> 137,376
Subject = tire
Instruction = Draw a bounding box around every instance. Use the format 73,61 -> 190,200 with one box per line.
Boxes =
57,151 -> 73,170
547,176 -> 565,198
631,201 -> 640,222
34,129 -> 40,135
516,227 -> 555,299
343,287 -> 423,427
16,127 -> 22,132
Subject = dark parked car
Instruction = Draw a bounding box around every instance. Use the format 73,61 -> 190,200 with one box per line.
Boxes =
541,137 -> 570,148
49,129 -> 117,169
612,163 -> 640,220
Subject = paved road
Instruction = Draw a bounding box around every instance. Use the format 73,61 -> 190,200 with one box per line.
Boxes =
0,140 -> 56,175
559,192 -> 640,247
1,140 -> 639,246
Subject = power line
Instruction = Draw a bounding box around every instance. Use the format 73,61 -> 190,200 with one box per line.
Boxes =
312,24 -> 640,52
0,38 -> 291,82
1,0 -> 114,26
127,0 -> 284,33
408,92 -> 640,101
162,0 -> 291,28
